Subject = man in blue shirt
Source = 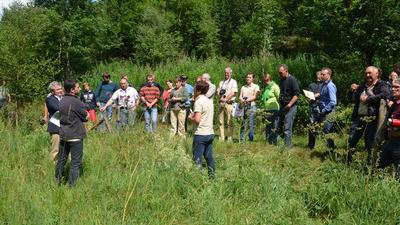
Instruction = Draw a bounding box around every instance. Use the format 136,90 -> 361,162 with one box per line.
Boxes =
94,72 -> 118,131
309,67 -> 337,149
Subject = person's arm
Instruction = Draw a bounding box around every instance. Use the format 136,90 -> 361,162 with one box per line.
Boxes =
321,84 -> 337,114
94,82 -> 102,106
149,88 -> 161,107
247,86 -> 259,102
239,86 -> 245,103
100,91 -> 117,111
225,80 -> 238,102
285,78 -> 300,109
43,102 -> 49,122
76,101 -> 89,122
189,112 -> 201,125
365,81 -> 391,103
189,100 -> 201,125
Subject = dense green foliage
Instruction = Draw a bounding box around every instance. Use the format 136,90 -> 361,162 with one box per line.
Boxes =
0,0 -> 399,110
1,117 -> 400,224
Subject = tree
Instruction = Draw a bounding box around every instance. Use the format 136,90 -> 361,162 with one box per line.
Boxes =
0,5 -> 59,125
134,5 -> 182,66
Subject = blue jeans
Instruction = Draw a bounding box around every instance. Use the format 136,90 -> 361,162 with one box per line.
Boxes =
277,105 -> 297,148
240,105 -> 256,142
98,102 -> 113,132
265,109 -> 279,145
117,108 -> 136,129
193,135 -> 215,177
143,107 -> 158,132
55,140 -> 83,187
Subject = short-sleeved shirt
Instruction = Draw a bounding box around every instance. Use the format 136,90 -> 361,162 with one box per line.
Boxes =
110,86 -> 139,108
217,78 -> 238,101
240,83 -> 260,106
193,95 -> 214,135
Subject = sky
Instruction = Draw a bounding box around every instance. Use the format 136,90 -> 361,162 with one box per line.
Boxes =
0,0 -> 29,15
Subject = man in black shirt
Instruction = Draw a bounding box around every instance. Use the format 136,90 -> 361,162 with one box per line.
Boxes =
55,80 -> 88,187
277,64 -> 300,148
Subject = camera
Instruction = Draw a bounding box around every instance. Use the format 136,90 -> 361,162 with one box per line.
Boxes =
219,89 -> 226,97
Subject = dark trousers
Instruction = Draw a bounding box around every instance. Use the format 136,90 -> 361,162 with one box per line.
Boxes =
348,116 -> 377,150
348,116 -> 377,163
55,140 -> 83,187
308,110 -> 335,149
378,139 -> 400,179
265,110 -> 279,145
192,135 -> 215,177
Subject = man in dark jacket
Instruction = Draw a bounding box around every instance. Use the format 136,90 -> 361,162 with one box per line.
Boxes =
347,66 -> 390,163
55,80 -> 88,187
45,81 -> 63,162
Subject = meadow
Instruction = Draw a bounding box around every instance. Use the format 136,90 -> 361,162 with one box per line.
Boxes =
1,116 -> 400,225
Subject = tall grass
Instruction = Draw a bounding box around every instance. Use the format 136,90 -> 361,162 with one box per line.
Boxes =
82,55 -> 318,92
1,114 -> 400,224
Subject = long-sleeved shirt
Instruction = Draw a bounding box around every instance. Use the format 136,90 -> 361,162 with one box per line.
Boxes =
261,81 -> 280,111
318,80 -> 337,114
59,94 -> 88,140
94,81 -> 118,103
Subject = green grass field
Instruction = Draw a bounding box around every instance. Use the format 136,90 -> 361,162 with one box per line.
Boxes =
1,118 -> 400,225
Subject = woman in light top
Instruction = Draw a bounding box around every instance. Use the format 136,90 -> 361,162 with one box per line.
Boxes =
189,81 -> 215,178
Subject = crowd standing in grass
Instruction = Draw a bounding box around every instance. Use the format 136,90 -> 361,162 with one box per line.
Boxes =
46,63 -> 400,186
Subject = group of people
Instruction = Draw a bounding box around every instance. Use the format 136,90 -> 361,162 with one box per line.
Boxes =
44,62 -> 400,186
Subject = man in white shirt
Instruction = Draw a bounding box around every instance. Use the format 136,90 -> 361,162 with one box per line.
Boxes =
217,67 -> 238,141
100,78 -> 139,129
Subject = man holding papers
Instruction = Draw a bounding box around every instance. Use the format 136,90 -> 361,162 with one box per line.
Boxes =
308,67 -> 337,149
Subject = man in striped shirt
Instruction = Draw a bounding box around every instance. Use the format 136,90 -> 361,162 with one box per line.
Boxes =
140,74 -> 161,132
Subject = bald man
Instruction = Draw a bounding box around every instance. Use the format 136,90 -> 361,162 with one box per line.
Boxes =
347,66 -> 390,163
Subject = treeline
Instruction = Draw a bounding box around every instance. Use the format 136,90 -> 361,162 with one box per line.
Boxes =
0,0 -> 399,108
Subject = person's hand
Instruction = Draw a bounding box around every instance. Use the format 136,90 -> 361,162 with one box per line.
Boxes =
388,100 -> 394,108
360,95 -> 368,103
188,112 -> 194,120
42,116 -> 49,123
100,106 -> 106,112
350,83 -> 358,92
284,104 -> 291,111
314,93 -> 320,98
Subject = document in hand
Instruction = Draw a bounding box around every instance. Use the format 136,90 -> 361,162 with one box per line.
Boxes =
303,90 -> 315,101
49,111 -> 60,127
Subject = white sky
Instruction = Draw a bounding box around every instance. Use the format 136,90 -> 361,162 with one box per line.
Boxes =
0,0 -> 29,10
